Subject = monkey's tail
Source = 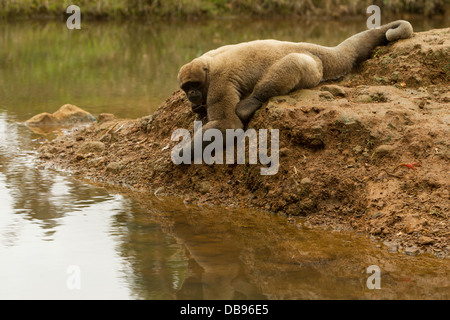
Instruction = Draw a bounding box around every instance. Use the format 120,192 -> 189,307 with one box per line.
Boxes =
383,20 -> 414,42
351,20 -> 413,58
317,20 -> 413,80
340,20 -> 413,65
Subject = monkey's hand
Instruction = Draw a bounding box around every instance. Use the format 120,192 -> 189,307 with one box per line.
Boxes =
191,103 -> 207,118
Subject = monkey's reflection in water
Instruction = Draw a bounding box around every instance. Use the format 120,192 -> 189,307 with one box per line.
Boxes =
174,235 -> 267,300
114,196 -> 266,300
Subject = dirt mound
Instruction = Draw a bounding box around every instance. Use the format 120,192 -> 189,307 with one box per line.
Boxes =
36,28 -> 449,258
345,27 -> 450,88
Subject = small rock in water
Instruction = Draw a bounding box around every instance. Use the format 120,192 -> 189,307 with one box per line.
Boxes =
26,104 -> 95,127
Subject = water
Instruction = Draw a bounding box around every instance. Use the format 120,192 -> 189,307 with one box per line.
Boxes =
0,18 -> 449,300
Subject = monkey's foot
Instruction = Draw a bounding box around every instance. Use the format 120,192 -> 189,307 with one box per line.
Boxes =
235,97 -> 263,124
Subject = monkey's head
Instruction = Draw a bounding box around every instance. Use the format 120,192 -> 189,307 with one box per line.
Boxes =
178,58 -> 210,108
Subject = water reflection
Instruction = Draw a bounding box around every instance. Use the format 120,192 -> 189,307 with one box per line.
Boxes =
117,195 -> 450,300
0,113 -> 122,298
115,199 -> 267,300
110,199 -> 189,299
1,110 -> 109,237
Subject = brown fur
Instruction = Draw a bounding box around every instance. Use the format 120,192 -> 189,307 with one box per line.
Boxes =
178,20 -> 413,156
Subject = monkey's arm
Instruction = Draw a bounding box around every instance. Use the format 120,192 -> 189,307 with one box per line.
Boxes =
236,53 -> 323,124
206,81 -> 244,131
184,82 -> 244,161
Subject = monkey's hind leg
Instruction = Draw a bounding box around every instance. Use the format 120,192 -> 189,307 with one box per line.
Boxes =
236,53 -> 323,123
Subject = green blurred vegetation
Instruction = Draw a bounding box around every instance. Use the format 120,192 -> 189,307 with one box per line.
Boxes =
0,0 -> 447,19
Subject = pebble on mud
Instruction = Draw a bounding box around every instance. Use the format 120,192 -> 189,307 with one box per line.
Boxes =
403,246 -> 420,256
419,236 -> 435,245
319,91 -> 334,100
78,141 -> 105,154
197,181 -> 213,194
403,216 -> 424,234
300,177 -> 312,185
106,162 -> 122,173
320,85 -> 347,97
373,144 -> 395,157
383,241 -> 400,253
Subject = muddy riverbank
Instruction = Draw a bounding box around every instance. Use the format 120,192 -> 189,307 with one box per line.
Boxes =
35,28 -> 449,258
